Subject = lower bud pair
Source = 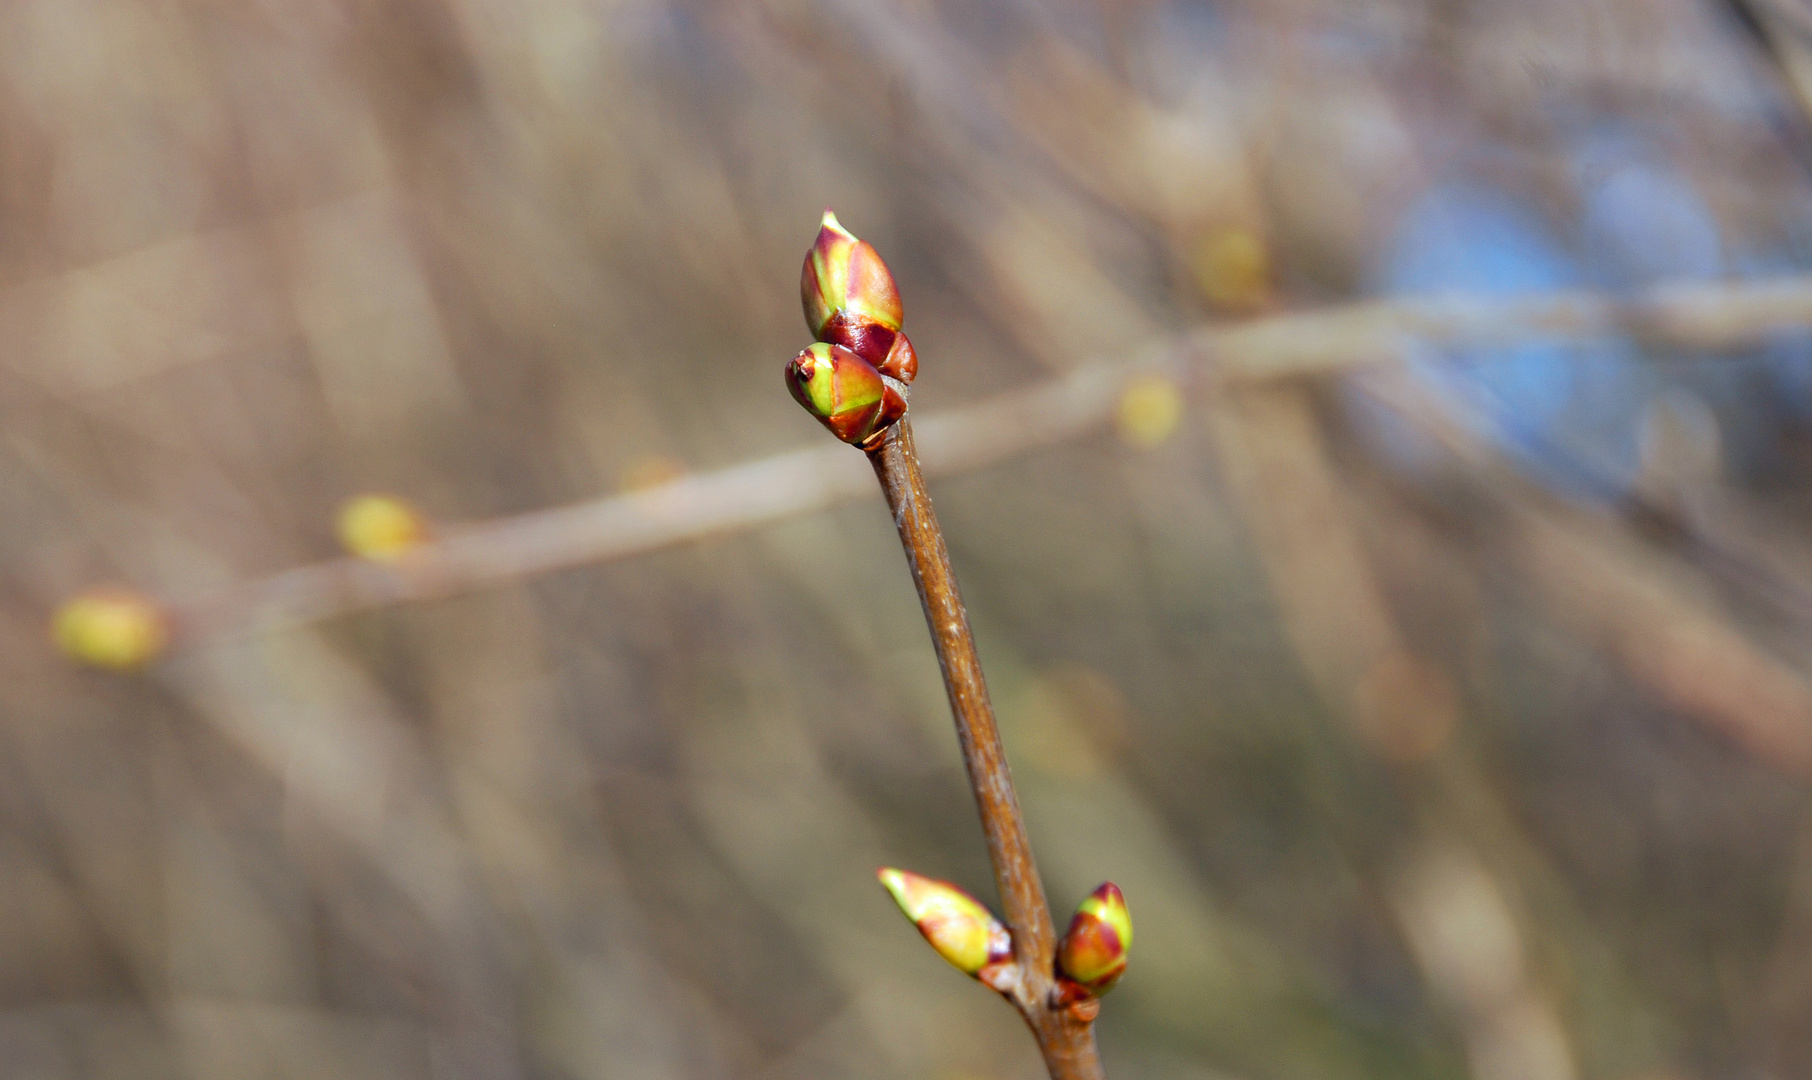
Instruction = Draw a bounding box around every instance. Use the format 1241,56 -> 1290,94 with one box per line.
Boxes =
877,869 -> 1131,1007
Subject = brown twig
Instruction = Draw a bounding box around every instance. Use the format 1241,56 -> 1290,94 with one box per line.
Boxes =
1723,0 -> 1812,158
1353,367 -> 1812,776
866,407 -> 1104,1080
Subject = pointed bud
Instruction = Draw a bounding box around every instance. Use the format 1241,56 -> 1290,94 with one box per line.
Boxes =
801,210 -> 916,383
787,342 -> 906,450
878,867 -> 1015,986
53,588 -> 169,671
1056,882 -> 1130,1000
337,494 -> 428,562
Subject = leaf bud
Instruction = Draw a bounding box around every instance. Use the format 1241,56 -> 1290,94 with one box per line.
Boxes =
801,210 -> 916,383
787,342 -> 906,450
53,588 -> 169,671
337,494 -> 428,562
878,867 -> 1015,987
1055,882 -> 1130,1001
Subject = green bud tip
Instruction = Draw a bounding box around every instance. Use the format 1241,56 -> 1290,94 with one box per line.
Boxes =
1055,882 -> 1130,1001
800,210 -> 916,383
878,867 -> 1015,987
786,342 -> 905,450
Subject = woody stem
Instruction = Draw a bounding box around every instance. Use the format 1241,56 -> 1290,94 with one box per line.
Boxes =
866,406 -> 1105,1080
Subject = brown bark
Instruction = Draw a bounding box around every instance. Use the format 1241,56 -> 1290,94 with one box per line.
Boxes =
867,411 -> 1105,1080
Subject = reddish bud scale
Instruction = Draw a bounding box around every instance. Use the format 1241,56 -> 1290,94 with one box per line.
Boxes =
818,313 -> 919,384
1055,882 -> 1131,1002
787,342 -> 905,450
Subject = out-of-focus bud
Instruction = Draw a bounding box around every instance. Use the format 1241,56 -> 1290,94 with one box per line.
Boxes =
53,588 -> 169,671
620,454 -> 687,493
787,342 -> 906,450
1055,882 -> 1130,1002
1116,375 -> 1185,449
801,210 -> 916,383
337,494 -> 428,562
1194,225 -> 1272,313
878,867 -> 1016,989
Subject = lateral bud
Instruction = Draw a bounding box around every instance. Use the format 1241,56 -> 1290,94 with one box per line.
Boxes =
1054,881 -> 1130,1004
786,342 -> 906,450
800,210 -> 917,383
337,494 -> 429,562
53,588 -> 169,671
878,867 -> 1016,990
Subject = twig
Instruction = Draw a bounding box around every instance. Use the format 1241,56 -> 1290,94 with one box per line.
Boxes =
1354,367 -> 1812,776
866,410 -> 1104,1079
1723,0 -> 1812,165
160,275 -> 1812,645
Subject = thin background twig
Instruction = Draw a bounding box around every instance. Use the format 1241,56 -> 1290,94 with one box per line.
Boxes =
165,274 -> 1812,643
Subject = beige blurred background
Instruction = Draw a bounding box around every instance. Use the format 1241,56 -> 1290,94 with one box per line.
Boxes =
9,1 -> 1812,1079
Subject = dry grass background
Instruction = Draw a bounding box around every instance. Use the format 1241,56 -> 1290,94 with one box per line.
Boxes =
8,1 -> 1812,1079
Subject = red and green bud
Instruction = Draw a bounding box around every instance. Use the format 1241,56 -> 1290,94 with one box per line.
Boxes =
801,210 -> 917,383
878,867 -> 1016,989
1055,882 -> 1130,1002
787,342 -> 906,449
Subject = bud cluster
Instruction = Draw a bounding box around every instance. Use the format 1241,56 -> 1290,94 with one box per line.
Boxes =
787,211 -> 914,450
877,867 -> 1130,1007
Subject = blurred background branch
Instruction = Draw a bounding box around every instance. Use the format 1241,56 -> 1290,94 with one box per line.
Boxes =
167,274 -> 1812,643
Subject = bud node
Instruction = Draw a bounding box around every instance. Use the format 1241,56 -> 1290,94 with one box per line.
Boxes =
977,960 -> 1019,994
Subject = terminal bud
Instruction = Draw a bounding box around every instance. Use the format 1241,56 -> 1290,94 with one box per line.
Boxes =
801,210 -> 915,382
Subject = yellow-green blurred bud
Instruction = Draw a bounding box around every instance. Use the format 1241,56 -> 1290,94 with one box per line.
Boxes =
53,588 -> 168,671
801,210 -> 916,383
1056,882 -> 1130,1000
878,867 -> 1014,986
787,342 -> 906,450
619,454 -> 687,493
337,494 -> 428,561
1116,375 -> 1184,449
1194,226 -> 1272,313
